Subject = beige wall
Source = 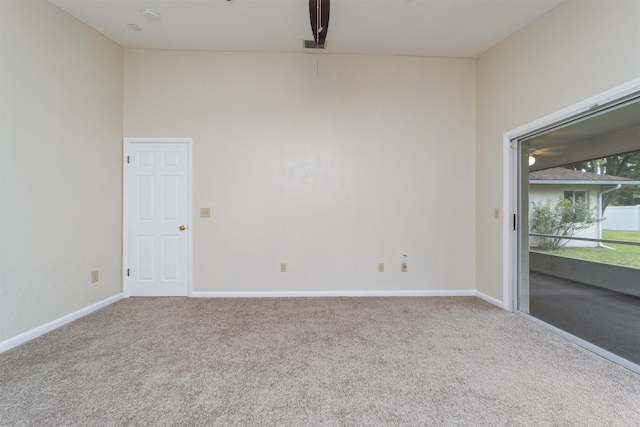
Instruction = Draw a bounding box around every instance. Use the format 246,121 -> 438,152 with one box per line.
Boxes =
0,1 -> 124,341
476,0 -> 640,301
124,51 -> 476,293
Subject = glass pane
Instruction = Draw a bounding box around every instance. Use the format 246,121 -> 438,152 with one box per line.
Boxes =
518,98 -> 640,369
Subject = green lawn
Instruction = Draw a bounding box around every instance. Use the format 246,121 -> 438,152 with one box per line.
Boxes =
533,230 -> 640,269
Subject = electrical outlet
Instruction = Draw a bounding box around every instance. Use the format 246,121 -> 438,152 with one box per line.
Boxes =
378,263 -> 384,273
401,263 -> 407,273
200,208 -> 211,218
280,263 -> 286,273
91,270 -> 99,283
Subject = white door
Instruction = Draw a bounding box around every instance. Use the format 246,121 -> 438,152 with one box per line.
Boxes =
126,141 -> 190,296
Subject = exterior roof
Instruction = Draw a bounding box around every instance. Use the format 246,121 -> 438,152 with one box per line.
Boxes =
529,168 -> 640,185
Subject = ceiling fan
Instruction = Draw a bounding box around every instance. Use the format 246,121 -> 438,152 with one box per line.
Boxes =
309,0 -> 330,49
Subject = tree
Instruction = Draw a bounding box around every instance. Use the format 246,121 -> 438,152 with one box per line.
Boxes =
611,184 -> 640,206
565,151 -> 640,212
530,197 -> 600,251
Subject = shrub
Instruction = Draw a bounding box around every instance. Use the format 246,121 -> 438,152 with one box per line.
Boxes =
530,197 -> 599,250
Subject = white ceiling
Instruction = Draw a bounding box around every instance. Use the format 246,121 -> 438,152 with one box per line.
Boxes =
48,0 -> 564,58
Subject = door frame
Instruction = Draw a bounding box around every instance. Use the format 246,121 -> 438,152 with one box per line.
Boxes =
122,137 -> 193,297
503,77 -> 640,313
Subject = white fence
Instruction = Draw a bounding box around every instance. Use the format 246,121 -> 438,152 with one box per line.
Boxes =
603,205 -> 640,231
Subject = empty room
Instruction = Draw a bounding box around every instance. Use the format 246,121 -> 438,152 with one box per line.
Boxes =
1,0 -> 640,425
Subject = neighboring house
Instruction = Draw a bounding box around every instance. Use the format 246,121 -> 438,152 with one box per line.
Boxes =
529,168 -> 640,248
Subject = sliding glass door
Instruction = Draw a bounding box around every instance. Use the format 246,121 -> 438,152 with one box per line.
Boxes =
515,95 -> 640,373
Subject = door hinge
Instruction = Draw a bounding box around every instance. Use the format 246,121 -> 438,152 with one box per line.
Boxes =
513,214 -> 517,231
126,155 -> 130,164
127,268 -> 130,277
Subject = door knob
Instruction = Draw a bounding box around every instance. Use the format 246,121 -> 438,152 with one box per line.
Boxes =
179,225 -> 187,231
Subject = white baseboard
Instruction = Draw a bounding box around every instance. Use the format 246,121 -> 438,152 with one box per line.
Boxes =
0,293 -> 123,353
474,291 -> 505,308
191,290 -> 477,298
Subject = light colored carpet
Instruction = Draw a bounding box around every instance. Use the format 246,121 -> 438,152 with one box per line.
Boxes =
1,297 -> 639,426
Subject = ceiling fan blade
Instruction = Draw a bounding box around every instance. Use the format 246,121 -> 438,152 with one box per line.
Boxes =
309,0 -> 330,47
